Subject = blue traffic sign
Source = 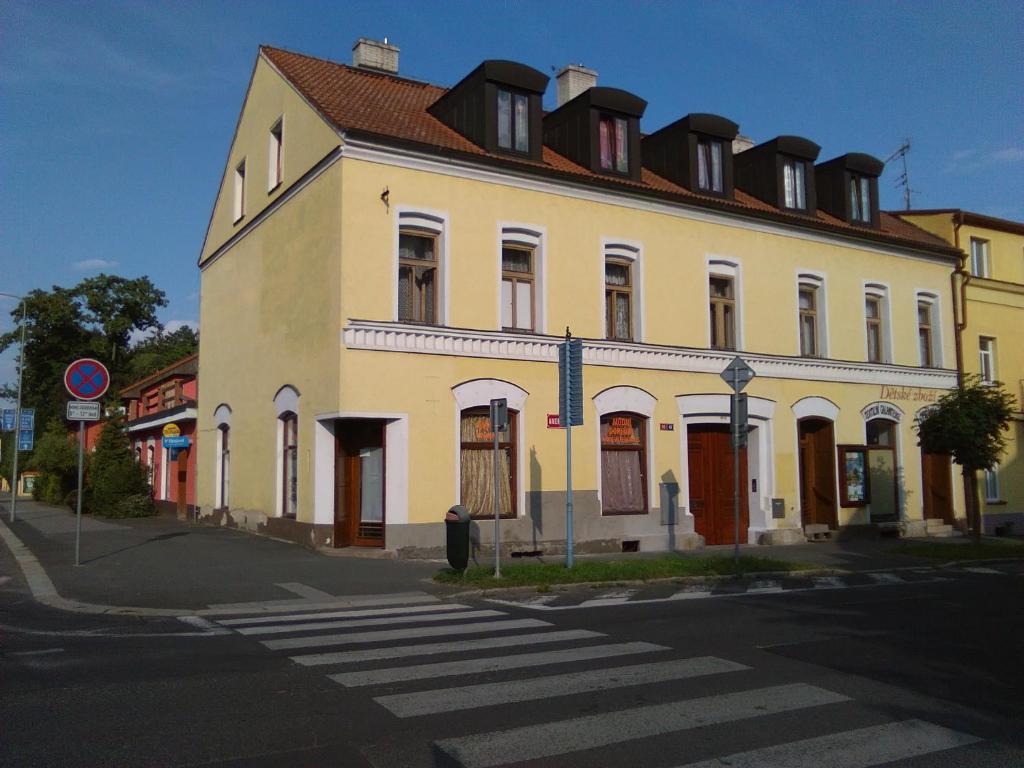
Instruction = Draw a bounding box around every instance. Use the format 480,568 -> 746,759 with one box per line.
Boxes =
17,429 -> 33,452
1,409 -> 14,432
558,337 -> 584,427
19,409 -> 34,431
162,436 -> 191,449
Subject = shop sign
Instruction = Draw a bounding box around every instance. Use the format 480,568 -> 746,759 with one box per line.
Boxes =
861,402 -> 902,422
879,385 -> 940,403
163,423 -> 181,438
602,416 -> 641,446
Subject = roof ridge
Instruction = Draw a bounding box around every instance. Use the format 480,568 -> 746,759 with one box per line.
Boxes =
260,44 -> 444,92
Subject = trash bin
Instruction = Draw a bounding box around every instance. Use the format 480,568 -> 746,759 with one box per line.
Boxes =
445,504 -> 471,572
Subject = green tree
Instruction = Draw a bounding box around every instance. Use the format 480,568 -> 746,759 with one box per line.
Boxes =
915,374 -> 1016,541
29,419 -> 78,504
125,325 -> 198,382
88,412 -> 153,518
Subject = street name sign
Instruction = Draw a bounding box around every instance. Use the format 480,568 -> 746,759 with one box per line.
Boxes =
64,358 -> 110,401
162,435 -> 191,449
67,401 -> 101,421
720,356 -> 755,393
558,337 -> 584,427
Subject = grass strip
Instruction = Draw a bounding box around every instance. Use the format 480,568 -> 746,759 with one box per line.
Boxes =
434,555 -> 818,589
893,540 -> 1024,562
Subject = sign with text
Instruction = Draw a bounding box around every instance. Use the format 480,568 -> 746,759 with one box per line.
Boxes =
17,430 -> 33,452
162,423 -> 181,438
162,435 -> 191,449
861,402 -> 903,422
1,409 -> 14,432
66,401 -> 101,421
547,413 -> 562,429
19,409 -> 34,431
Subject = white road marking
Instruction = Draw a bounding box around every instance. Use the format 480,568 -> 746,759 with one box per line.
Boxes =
434,683 -> 849,768
291,629 -> 603,666
235,607 -> 495,635
674,719 -> 981,768
273,582 -> 335,600
177,615 -> 229,634
746,579 -> 783,593
868,572 -> 904,584
376,655 -> 748,717
261,618 -> 551,651
331,641 -> 669,687
812,576 -> 847,589
10,648 -> 65,657
218,602 -> 471,626
964,567 -> 1002,575
576,588 -> 639,607
202,591 -> 439,616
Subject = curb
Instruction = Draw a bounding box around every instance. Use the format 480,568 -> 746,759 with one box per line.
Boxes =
0,514 -> 196,617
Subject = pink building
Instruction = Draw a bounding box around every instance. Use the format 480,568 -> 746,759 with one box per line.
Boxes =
120,354 -> 198,517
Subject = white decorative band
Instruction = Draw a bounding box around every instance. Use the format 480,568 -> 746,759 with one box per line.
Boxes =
342,320 -> 958,390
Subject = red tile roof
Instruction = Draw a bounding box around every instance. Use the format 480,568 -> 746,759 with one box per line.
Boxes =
261,45 -> 956,256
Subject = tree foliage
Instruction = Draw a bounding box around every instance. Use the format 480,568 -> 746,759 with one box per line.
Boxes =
89,413 -> 153,518
126,325 -> 198,382
29,419 -> 79,504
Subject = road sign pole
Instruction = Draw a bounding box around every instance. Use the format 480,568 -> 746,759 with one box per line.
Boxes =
493,414 -> 501,580
75,420 -> 84,567
7,297 -> 26,523
733,370 -> 741,564
565,329 -> 575,569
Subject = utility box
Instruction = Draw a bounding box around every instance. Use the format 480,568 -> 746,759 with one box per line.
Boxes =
772,498 -> 786,519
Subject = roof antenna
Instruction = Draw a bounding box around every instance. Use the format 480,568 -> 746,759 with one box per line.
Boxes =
885,139 -> 916,211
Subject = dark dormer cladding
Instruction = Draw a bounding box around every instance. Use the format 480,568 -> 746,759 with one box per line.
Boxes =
815,153 -> 884,228
428,60 -> 549,162
542,87 -> 647,181
734,136 -> 821,214
642,114 -> 739,199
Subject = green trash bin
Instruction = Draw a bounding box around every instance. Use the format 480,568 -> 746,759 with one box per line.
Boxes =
445,504 -> 471,572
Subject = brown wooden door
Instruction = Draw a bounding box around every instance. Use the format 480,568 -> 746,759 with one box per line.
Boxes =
687,425 -> 748,545
176,447 -> 189,520
335,421 -> 386,547
921,451 -> 954,525
798,419 -> 838,529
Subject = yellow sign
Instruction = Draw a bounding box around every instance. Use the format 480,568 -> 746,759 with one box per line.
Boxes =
162,423 -> 181,438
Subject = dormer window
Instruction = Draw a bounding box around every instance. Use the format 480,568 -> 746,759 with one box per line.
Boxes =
783,158 -> 807,210
599,115 -> 629,173
497,89 -> 529,154
697,138 -> 724,193
850,174 -> 871,223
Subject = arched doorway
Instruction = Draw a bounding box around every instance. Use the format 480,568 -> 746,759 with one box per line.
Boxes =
866,418 -> 899,522
797,418 -> 838,530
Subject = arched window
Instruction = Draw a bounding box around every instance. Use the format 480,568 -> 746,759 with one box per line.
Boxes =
459,407 -> 517,519
600,412 -> 648,514
280,412 -> 298,518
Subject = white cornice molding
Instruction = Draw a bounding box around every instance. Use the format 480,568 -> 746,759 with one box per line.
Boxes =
339,137 -> 956,266
127,408 -> 197,433
343,320 -> 958,389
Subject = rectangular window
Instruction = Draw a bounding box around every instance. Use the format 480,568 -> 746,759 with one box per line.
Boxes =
783,159 -> 806,209
709,276 -> 736,350
160,383 -> 178,410
979,337 -> 996,383
599,115 -> 629,173
497,89 -> 529,153
850,175 -> 871,222
460,407 -> 516,518
233,160 -> 246,222
501,246 -> 534,331
799,286 -> 819,357
268,119 -> 283,190
865,295 -> 883,363
600,413 -> 647,514
918,301 -> 934,367
218,426 -> 230,509
281,413 -> 298,518
605,260 -> 632,341
970,238 -> 990,278
697,138 -> 724,193
398,231 -> 437,323
984,468 -> 1000,502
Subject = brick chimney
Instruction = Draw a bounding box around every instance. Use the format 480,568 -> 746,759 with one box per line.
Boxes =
352,37 -> 399,74
555,63 -> 597,106
732,134 -> 755,155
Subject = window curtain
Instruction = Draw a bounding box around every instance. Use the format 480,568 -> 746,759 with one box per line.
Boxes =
461,448 -> 512,517
601,450 -> 644,512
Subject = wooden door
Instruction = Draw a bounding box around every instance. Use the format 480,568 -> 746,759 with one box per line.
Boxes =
175,447 -> 189,520
921,452 -> 954,525
798,419 -> 838,529
334,421 -> 386,548
687,425 -> 748,545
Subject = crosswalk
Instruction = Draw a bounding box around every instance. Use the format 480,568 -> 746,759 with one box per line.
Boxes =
207,590 -> 987,768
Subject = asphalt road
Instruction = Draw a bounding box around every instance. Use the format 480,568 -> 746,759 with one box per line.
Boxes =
2,563 -> 1022,767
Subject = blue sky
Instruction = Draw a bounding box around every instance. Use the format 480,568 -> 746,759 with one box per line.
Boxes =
1,0 -> 1022,403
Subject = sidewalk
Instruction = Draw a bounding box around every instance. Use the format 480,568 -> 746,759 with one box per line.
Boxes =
1,499 -> 987,616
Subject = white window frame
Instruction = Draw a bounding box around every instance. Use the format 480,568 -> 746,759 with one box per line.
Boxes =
795,272 -> 828,358
984,467 -> 1000,502
161,445 -> 170,501
274,386 -> 300,518
863,282 -> 893,364
233,159 -> 246,222
600,240 -> 644,343
394,208 -> 449,325
978,336 -> 996,383
915,291 -> 943,368
451,379 -> 528,521
146,440 -> 155,488
497,224 -> 546,334
969,237 -> 990,278
267,117 -> 283,191
214,403 -> 232,509
593,386 -> 656,517
706,257 -> 743,351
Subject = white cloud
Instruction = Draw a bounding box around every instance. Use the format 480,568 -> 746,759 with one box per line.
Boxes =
165,319 -> 198,334
73,258 -> 118,271
945,147 -> 1024,174
989,148 -> 1024,163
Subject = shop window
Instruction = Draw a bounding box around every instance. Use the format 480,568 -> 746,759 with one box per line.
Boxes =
600,412 -> 647,514
501,245 -> 534,331
459,407 -> 516,519
280,412 -> 298,518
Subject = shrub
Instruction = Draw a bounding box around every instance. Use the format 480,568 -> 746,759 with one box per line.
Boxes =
34,473 -> 66,505
64,488 -> 94,515
89,414 -> 154,518
105,493 -> 155,519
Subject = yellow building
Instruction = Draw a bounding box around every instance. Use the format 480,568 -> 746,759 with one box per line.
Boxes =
196,40 -> 966,556
895,209 -> 1024,534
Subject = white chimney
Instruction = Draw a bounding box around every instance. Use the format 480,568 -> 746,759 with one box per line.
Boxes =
352,37 -> 399,74
732,135 -> 754,154
556,63 -> 597,107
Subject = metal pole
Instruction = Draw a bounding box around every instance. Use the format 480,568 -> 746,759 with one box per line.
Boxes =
565,329 -> 575,569
493,417 -> 501,579
733,370 -> 740,564
75,420 -> 84,566
9,297 -> 26,524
